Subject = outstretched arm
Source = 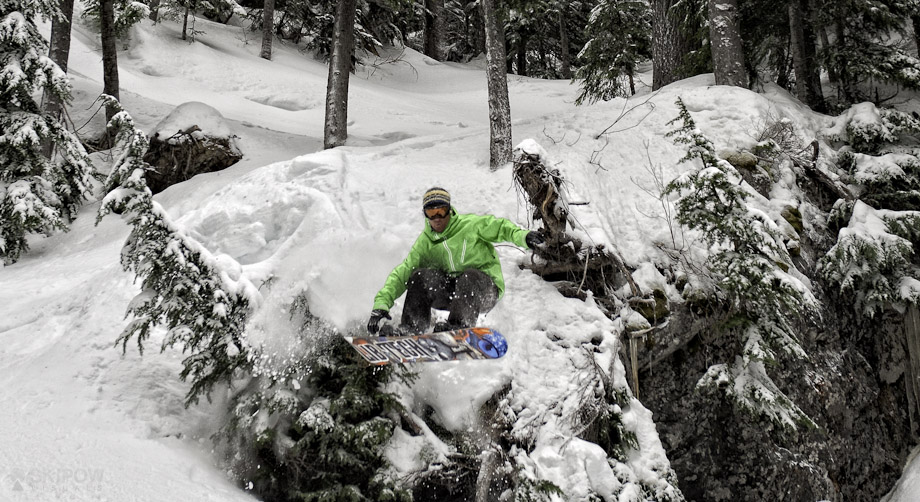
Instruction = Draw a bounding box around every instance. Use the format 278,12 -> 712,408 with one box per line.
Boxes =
373,235 -> 426,311
475,214 -> 531,248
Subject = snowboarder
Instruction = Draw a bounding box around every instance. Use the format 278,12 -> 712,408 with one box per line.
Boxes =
367,187 -> 545,335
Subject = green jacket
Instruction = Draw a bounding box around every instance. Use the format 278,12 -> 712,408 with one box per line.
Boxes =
373,208 -> 530,311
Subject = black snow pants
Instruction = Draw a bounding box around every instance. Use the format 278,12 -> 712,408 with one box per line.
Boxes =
400,268 -> 499,334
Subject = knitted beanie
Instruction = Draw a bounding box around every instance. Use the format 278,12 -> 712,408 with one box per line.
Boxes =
422,187 -> 451,209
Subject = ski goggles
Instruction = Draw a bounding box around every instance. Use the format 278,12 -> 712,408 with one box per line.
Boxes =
424,206 -> 450,220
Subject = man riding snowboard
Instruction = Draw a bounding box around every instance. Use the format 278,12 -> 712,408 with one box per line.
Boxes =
367,187 -> 544,335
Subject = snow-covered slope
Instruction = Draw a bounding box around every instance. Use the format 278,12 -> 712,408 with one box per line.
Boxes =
4,8 -> 919,502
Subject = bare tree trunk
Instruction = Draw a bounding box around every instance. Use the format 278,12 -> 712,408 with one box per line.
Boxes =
789,0 -> 825,111
42,0 -> 75,158
182,5 -> 190,40
558,9 -> 571,78
100,0 -> 120,123
260,0 -> 275,60
276,10 -> 287,35
652,0 -> 692,89
323,0 -> 357,149
833,9 -> 855,102
516,31 -> 527,76
708,0 -> 747,87
912,14 -> 920,57
481,0 -> 512,168
424,0 -> 444,61
149,0 -> 160,21
906,305 -> 920,439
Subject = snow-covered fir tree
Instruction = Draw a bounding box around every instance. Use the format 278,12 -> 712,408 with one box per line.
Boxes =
224,295 -> 412,502
574,0 -> 651,104
665,98 -> 818,429
816,0 -> 920,104
98,100 -> 259,405
0,0 -> 93,264
80,0 -> 149,40
821,101 -> 920,316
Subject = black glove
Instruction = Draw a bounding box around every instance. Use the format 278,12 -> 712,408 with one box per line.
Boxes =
525,231 -> 546,249
367,309 -> 391,334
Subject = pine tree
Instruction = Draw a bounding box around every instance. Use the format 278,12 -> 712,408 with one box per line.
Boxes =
98,99 -> 259,405
820,101 -> 920,316
815,0 -> 920,104
224,297 -> 412,502
1,0 -> 94,264
665,98 -> 817,429
574,0 -> 651,104
821,201 -> 920,317
80,0 -> 149,39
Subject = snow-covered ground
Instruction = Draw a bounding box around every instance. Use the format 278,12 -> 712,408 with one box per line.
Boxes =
3,8 -> 920,501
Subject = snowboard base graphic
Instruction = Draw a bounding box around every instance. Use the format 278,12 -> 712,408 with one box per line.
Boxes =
346,327 -> 507,365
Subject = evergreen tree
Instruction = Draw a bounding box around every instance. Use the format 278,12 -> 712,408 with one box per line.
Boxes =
820,102 -> 920,316
574,0 -> 651,104
821,200 -> 920,317
1,0 -> 94,264
98,99 -> 259,405
225,297 -> 412,502
665,98 -> 817,429
80,0 -> 149,39
497,0 -> 593,79
814,0 -> 920,104
442,0 -> 486,61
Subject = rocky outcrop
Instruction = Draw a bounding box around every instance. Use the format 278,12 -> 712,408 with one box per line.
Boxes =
142,102 -> 242,193
635,270 -> 913,501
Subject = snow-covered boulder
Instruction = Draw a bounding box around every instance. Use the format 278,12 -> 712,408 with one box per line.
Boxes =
143,102 -> 242,193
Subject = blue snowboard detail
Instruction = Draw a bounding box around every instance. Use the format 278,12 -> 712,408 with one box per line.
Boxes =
347,327 -> 507,365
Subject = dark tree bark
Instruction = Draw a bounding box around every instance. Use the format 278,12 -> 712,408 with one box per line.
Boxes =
708,0 -> 747,87
789,0 -> 825,111
149,0 -> 160,21
260,0 -> 275,60
516,31 -> 527,76
424,0 -> 444,61
558,9 -> 571,79
832,7 -> 856,102
912,14 -> 920,58
652,0 -> 693,89
481,0 -> 512,168
100,0 -> 120,123
42,0 -> 75,158
323,0 -> 357,149
811,2 -> 836,85
182,5 -> 190,40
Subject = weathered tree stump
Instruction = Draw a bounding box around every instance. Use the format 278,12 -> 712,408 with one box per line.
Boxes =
512,139 -> 668,397
511,140 -> 641,301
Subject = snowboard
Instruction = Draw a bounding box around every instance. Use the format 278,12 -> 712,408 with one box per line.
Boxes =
346,327 -> 508,365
